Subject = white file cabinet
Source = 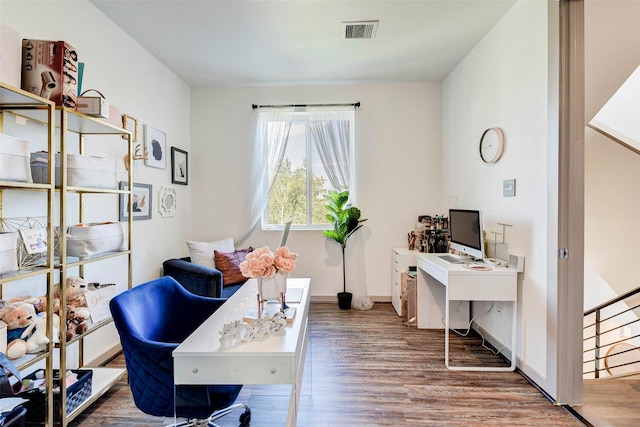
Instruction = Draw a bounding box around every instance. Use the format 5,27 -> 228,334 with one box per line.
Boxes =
391,248 -> 418,315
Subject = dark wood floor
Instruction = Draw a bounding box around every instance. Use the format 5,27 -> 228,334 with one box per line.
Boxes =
70,302 -> 583,426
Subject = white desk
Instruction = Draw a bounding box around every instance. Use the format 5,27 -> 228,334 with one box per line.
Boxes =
416,253 -> 518,371
173,278 -> 311,426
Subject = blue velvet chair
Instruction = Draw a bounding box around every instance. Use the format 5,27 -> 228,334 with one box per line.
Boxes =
163,257 -> 244,298
109,276 -> 251,426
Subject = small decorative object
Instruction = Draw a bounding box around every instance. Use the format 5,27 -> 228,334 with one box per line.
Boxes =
171,147 -> 188,185
323,190 -> 367,310
119,182 -> 152,221
143,124 -> 167,169
124,144 -> 148,171
219,312 -> 287,350
158,187 -> 177,217
239,246 -> 298,318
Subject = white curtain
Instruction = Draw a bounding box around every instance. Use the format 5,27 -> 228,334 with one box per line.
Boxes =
238,108 -> 292,245
345,229 -> 373,310
308,108 -> 352,190
308,107 -> 372,310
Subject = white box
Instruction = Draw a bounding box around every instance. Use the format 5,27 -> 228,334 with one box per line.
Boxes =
77,96 -> 109,118
0,232 -> 18,274
0,133 -> 33,183
67,154 -> 116,189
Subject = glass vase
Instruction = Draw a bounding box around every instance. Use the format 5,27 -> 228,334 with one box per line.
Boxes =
256,273 -> 287,318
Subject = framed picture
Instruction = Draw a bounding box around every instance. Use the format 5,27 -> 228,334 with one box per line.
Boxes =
144,125 -> 166,169
171,147 -> 188,185
119,181 -> 153,221
122,114 -> 138,142
19,228 -> 47,254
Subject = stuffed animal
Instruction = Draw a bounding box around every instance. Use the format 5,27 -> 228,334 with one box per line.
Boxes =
21,313 -> 60,353
65,305 -> 90,341
28,276 -> 88,314
0,301 -> 37,359
62,276 -> 89,309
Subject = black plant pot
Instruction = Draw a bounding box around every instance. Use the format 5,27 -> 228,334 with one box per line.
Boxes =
337,292 -> 353,310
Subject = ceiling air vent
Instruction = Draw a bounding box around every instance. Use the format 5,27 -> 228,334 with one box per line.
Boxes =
342,21 -> 378,39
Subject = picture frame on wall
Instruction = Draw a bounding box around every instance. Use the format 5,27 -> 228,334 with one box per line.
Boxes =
144,125 -> 166,169
171,147 -> 188,185
119,181 -> 153,221
122,114 -> 139,142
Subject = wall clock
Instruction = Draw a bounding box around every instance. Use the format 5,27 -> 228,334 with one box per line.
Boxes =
479,127 -> 506,163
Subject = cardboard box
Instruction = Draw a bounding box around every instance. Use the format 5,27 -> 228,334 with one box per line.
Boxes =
21,39 -> 78,108
77,96 -> 109,118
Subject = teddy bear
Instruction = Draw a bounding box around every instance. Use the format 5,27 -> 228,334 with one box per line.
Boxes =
36,276 -> 88,314
20,313 -> 61,353
0,301 -> 37,359
61,276 -> 89,309
65,305 -> 90,341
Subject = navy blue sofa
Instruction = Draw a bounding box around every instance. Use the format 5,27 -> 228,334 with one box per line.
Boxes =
162,257 -> 244,298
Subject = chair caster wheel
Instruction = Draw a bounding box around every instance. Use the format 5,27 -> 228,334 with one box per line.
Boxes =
239,407 -> 251,426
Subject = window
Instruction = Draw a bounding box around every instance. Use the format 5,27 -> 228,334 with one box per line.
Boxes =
259,108 -> 355,230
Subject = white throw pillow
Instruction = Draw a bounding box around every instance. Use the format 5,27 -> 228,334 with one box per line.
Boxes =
186,237 -> 234,268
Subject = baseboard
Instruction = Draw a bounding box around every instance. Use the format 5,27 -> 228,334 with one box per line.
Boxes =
472,323 -> 513,363
310,295 -> 391,303
84,343 -> 122,367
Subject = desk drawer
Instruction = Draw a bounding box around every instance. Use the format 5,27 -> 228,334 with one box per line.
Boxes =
175,355 -> 297,385
418,256 -> 448,285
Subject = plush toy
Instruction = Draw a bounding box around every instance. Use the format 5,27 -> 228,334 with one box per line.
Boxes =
0,301 -> 37,359
62,276 -> 89,309
65,305 -> 90,341
21,313 -> 60,353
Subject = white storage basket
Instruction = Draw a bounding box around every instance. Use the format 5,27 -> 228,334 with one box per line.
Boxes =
0,133 -> 33,183
67,154 -> 117,189
0,232 -> 19,274
62,222 -> 127,258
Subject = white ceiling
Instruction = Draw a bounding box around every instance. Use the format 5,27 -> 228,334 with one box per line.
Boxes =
90,0 -> 516,87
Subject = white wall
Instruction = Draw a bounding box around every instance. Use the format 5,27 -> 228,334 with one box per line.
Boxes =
0,0 -> 191,363
584,1 -> 640,307
442,1 -> 554,391
190,82 -> 442,299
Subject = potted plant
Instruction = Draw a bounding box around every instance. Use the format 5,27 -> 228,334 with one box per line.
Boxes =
323,190 -> 367,310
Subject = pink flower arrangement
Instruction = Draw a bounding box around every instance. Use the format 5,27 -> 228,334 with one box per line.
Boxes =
240,246 -> 298,279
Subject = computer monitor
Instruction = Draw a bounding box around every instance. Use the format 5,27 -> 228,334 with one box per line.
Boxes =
448,209 -> 485,260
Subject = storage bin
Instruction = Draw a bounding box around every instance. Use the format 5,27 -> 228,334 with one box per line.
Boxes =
0,232 -> 18,275
19,369 -> 92,422
30,151 -> 60,185
31,152 -> 116,188
61,222 -> 127,258
0,134 -> 32,183
67,154 -> 116,189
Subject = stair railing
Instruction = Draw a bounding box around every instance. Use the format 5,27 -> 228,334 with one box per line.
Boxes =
583,285 -> 640,378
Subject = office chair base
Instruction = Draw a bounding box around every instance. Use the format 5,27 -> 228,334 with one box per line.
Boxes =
167,403 -> 251,427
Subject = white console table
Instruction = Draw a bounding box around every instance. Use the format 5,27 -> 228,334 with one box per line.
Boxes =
173,278 -> 310,426
416,253 -> 518,372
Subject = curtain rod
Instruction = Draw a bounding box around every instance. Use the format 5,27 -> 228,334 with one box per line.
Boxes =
252,102 -> 360,110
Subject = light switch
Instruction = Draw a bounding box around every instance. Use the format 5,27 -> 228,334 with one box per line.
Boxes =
503,179 -> 516,197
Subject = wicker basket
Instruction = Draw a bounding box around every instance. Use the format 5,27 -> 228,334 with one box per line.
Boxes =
20,369 -> 92,422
